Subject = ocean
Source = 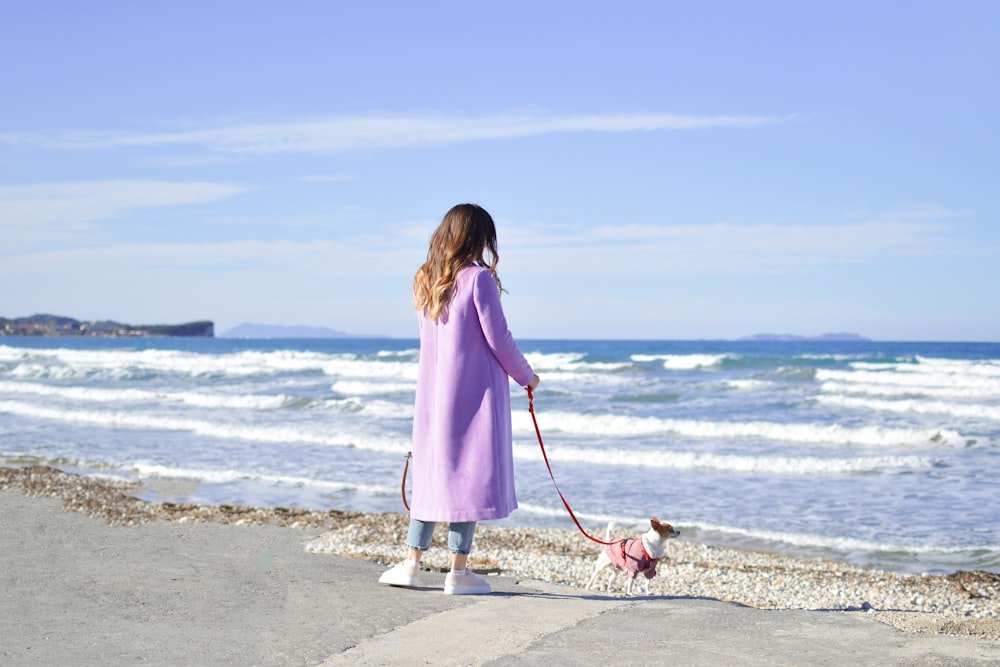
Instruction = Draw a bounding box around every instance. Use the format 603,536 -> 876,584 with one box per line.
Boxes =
1,337 -> 997,575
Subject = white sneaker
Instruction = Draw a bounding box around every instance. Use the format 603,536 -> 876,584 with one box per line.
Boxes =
444,569 -> 492,595
378,561 -> 421,588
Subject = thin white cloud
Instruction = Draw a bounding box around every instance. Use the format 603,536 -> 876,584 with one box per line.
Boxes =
0,180 -> 246,227
297,174 -> 357,183
0,180 -> 247,251
2,112 -> 790,154
2,238 -> 419,276
876,204 -> 974,222
501,219 -> 951,275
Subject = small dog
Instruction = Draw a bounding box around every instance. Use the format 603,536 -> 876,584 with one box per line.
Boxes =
586,517 -> 679,596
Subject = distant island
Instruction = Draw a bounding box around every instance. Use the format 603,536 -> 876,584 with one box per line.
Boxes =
0,314 -> 214,338
741,332 -> 870,342
220,322 -> 383,339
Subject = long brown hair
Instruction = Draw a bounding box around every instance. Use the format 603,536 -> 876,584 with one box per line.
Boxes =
414,203 -> 502,321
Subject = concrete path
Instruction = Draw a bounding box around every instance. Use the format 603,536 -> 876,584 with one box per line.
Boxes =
3,490 -> 999,666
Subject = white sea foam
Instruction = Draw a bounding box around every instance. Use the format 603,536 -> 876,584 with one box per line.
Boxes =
131,462 -> 395,497
511,442 -> 937,474
512,409 -> 964,447
726,379 -> 772,390
0,346 -> 420,381
816,394 -> 1000,421
525,351 -> 632,373
816,368 -> 1000,396
907,356 -> 1000,378
7,363 -> 98,380
631,353 -> 732,370
0,380 -> 295,410
818,380 -> 996,400
2,347 -> 254,378
349,399 -> 414,419
687,521 -> 999,556
796,353 -> 874,361
330,380 -> 416,396
849,356 -> 1000,379
0,400 -> 409,453
0,380 -> 419,419
514,502 -> 622,529
376,348 -> 419,359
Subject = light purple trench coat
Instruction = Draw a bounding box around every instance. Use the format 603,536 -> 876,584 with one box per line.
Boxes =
409,265 -> 535,523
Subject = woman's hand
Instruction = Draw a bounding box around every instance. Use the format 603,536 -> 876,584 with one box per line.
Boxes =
526,374 -> 540,391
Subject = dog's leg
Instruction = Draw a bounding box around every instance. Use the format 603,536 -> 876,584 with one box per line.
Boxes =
624,576 -> 635,596
599,523 -> 618,594
586,551 -> 611,591
585,566 -> 601,591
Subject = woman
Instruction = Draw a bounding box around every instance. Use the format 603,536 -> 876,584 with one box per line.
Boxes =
379,203 -> 540,595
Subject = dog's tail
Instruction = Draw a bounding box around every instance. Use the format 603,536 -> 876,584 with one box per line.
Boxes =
604,521 -> 615,542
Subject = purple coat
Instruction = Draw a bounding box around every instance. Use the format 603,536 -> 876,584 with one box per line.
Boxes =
409,265 -> 535,522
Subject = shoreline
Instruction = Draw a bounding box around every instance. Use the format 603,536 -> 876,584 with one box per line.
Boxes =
2,464 -> 998,641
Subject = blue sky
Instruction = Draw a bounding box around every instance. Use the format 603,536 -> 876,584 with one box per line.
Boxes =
1,1 -> 997,341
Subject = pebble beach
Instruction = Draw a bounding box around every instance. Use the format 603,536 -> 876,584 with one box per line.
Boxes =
3,465 -> 998,643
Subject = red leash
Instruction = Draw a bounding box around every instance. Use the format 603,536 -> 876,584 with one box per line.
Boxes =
401,451 -> 412,512
527,386 -> 621,546
401,387 -> 620,546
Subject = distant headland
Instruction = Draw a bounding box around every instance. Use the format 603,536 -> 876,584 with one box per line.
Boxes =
0,314 -> 214,338
740,332 -> 870,342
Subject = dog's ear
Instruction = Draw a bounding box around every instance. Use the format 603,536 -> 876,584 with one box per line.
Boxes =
650,516 -> 660,529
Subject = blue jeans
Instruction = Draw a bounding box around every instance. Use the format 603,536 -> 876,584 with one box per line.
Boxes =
406,518 -> 477,555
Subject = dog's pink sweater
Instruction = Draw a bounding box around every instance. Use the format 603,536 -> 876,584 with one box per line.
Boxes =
606,537 -> 658,579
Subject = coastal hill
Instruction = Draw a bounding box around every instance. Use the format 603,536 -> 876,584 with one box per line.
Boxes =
741,332 -> 870,342
0,314 -> 214,338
